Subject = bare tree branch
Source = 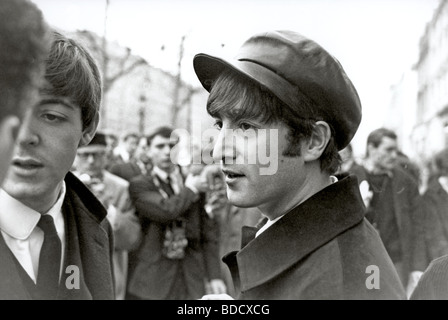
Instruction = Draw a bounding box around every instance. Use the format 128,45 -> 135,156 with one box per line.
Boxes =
105,57 -> 147,92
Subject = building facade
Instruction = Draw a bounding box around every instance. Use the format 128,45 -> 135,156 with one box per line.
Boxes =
412,0 -> 448,162
71,30 -> 213,146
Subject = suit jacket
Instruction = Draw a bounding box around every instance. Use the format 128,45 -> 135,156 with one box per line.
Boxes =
421,178 -> 448,265
223,175 -> 406,300
109,161 -> 144,182
94,170 -> 141,300
0,172 -> 115,300
350,165 -> 427,286
127,171 -> 221,299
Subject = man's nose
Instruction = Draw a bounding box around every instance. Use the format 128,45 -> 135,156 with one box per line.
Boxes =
16,110 -> 39,147
162,144 -> 171,155
212,129 -> 236,164
87,154 -> 96,163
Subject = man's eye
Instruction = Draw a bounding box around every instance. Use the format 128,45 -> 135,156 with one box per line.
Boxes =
239,122 -> 254,131
41,113 -> 64,122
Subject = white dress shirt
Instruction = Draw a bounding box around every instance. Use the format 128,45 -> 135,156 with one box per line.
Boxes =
0,183 -> 66,283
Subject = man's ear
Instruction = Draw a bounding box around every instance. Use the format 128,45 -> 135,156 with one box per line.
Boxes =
79,115 -> 99,147
303,121 -> 331,162
366,143 -> 375,158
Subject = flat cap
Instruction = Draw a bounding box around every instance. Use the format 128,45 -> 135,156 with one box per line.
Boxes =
193,30 -> 362,150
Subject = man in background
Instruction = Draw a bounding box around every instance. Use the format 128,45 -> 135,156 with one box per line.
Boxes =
73,131 -> 141,300
110,135 -> 152,181
351,128 -> 426,297
112,131 -> 140,166
127,126 -> 226,300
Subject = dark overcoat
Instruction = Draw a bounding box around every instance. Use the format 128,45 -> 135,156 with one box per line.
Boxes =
421,179 -> 448,265
350,166 -> 427,286
223,175 -> 406,300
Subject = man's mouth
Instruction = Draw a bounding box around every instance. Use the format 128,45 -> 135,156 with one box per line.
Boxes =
222,168 -> 245,180
12,158 -> 44,170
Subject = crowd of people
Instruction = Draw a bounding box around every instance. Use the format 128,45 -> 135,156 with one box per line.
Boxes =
2,0 -> 448,300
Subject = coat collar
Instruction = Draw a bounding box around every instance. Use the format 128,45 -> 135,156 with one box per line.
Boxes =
64,171 -> 108,223
230,174 -> 365,292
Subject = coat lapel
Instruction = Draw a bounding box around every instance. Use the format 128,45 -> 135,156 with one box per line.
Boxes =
64,172 -> 115,300
232,175 -> 365,292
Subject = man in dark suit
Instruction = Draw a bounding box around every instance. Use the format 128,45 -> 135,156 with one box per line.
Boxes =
126,126 -> 226,300
194,30 -> 405,300
350,128 -> 427,297
0,30 -> 114,300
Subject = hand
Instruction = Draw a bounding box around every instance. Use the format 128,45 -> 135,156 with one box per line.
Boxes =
206,279 -> 227,295
205,190 -> 227,211
200,164 -> 223,189
185,173 -> 209,193
200,294 -> 234,300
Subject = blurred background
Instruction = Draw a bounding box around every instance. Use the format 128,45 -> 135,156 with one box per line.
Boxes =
32,0 -> 446,168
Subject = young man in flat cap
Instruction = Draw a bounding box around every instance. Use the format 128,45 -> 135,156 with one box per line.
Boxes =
194,30 -> 406,300
0,0 -> 50,185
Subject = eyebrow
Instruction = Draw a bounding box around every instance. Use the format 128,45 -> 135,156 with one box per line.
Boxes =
154,142 -> 176,147
38,97 -> 77,111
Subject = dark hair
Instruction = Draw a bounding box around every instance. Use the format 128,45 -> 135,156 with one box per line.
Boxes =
41,31 -> 102,130
0,0 -> 50,119
366,128 -> 397,156
147,126 -> 178,146
207,69 -> 341,174
122,131 -> 140,142
433,148 -> 448,177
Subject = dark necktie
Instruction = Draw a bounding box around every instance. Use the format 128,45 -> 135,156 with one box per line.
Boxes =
36,214 -> 61,299
165,176 -> 175,196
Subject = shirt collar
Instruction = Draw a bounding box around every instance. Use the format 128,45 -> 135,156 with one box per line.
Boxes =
153,166 -> 169,182
153,165 -> 181,183
0,181 -> 66,240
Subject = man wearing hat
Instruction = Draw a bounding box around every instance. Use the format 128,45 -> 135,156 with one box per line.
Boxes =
195,30 -> 406,299
74,131 -> 141,300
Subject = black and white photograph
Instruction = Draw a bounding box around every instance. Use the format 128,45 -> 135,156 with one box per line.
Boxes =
1,0 -> 447,306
